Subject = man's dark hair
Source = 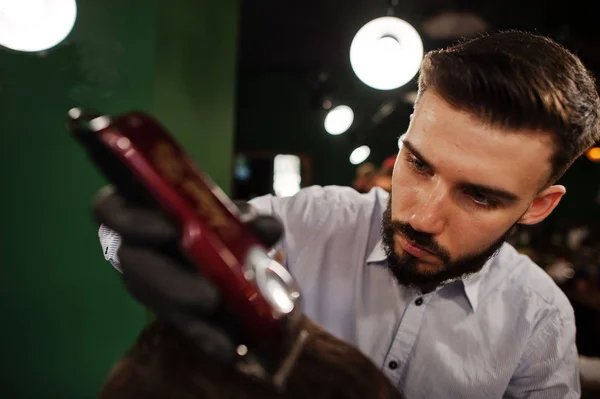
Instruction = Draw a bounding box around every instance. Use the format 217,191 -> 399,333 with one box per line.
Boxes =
417,30 -> 600,185
98,316 -> 403,399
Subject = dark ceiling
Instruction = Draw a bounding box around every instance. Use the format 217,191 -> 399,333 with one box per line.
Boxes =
233,0 -> 600,178
238,0 -> 600,74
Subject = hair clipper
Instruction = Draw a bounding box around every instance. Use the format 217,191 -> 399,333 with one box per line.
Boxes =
67,108 -> 307,389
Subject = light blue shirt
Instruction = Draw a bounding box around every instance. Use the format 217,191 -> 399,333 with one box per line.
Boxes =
100,185 -> 580,398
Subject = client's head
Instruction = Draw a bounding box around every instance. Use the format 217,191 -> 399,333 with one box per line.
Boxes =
98,316 -> 403,399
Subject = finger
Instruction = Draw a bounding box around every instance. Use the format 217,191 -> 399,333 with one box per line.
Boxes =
92,186 -> 177,244
233,201 -> 283,247
233,200 -> 258,221
247,215 -> 284,248
118,244 -> 220,313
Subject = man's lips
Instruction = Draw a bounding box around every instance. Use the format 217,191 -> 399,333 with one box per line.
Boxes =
396,235 -> 436,259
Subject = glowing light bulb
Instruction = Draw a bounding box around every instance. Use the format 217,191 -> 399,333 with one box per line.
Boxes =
0,0 -> 77,52
350,145 -> 371,165
324,105 -> 354,135
350,17 -> 423,90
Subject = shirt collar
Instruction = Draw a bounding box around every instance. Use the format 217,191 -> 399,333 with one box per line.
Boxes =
366,239 -> 387,263
367,239 -> 499,313
461,269 -> 484,312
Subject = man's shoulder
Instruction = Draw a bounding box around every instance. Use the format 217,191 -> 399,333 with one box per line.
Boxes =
484,244 -> 574,321
293,185 -> 387,206
250,185 -> 388,220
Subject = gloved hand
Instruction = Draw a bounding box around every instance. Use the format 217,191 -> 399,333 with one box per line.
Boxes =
93,186 -> 284,363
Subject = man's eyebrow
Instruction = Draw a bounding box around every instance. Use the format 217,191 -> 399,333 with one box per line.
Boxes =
459,183 -> 520,202
401,139 -> 519,202
401,139 -> 434,170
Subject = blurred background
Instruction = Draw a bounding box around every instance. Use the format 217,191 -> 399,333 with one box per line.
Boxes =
0,0 -> 599,397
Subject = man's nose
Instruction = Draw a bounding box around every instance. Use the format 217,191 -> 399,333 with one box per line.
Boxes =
408,181 -> 448,235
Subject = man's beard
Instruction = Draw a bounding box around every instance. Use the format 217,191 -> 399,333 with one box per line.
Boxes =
381,197 -> 514,290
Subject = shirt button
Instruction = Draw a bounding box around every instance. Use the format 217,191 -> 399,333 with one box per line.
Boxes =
388,360 -> 398,370
415,297 -> 424,306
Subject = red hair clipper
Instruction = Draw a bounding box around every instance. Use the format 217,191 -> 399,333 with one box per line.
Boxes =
67,109 -> 307,388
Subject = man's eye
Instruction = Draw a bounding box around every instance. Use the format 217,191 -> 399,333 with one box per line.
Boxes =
465,189 -> 498,209
407,157 -> 429,173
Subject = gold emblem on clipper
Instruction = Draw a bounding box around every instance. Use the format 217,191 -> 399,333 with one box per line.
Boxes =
152,141 -> 240,240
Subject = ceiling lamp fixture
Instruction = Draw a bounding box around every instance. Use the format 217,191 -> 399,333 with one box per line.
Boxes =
350,16 -> 423,91
422,11 -> 488,40
324,105 -> 354,135
350,145 -> 371,165
0,0 -> 77,52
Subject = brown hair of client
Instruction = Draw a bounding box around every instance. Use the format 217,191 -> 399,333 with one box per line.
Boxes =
98,316 -> 403,399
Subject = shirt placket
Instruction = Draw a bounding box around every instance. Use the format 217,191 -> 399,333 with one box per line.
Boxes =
382,292 -> 433,387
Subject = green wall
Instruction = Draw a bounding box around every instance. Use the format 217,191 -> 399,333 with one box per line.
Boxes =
153,0 -> 239,188
0,0 -> 239,397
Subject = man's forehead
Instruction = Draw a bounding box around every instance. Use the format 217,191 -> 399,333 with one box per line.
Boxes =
405,100 -> 555,193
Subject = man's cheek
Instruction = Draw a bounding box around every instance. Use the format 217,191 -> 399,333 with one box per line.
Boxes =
391,185 -> 415,214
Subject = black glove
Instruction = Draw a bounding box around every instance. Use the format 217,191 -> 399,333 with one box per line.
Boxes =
92,186 -> 284,363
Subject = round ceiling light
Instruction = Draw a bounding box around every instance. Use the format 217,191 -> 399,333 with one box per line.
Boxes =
324,105 -> 354,135
0,0 -> 77,52
350,17 -> 423,91
350,145 -> 371,165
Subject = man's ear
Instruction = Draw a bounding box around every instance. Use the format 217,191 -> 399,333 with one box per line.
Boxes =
518,185 -> 566,225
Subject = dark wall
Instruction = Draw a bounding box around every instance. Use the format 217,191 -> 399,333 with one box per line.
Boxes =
234,70 -> 600,222
553,157 -> 600,224
234,69 -> 414,188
